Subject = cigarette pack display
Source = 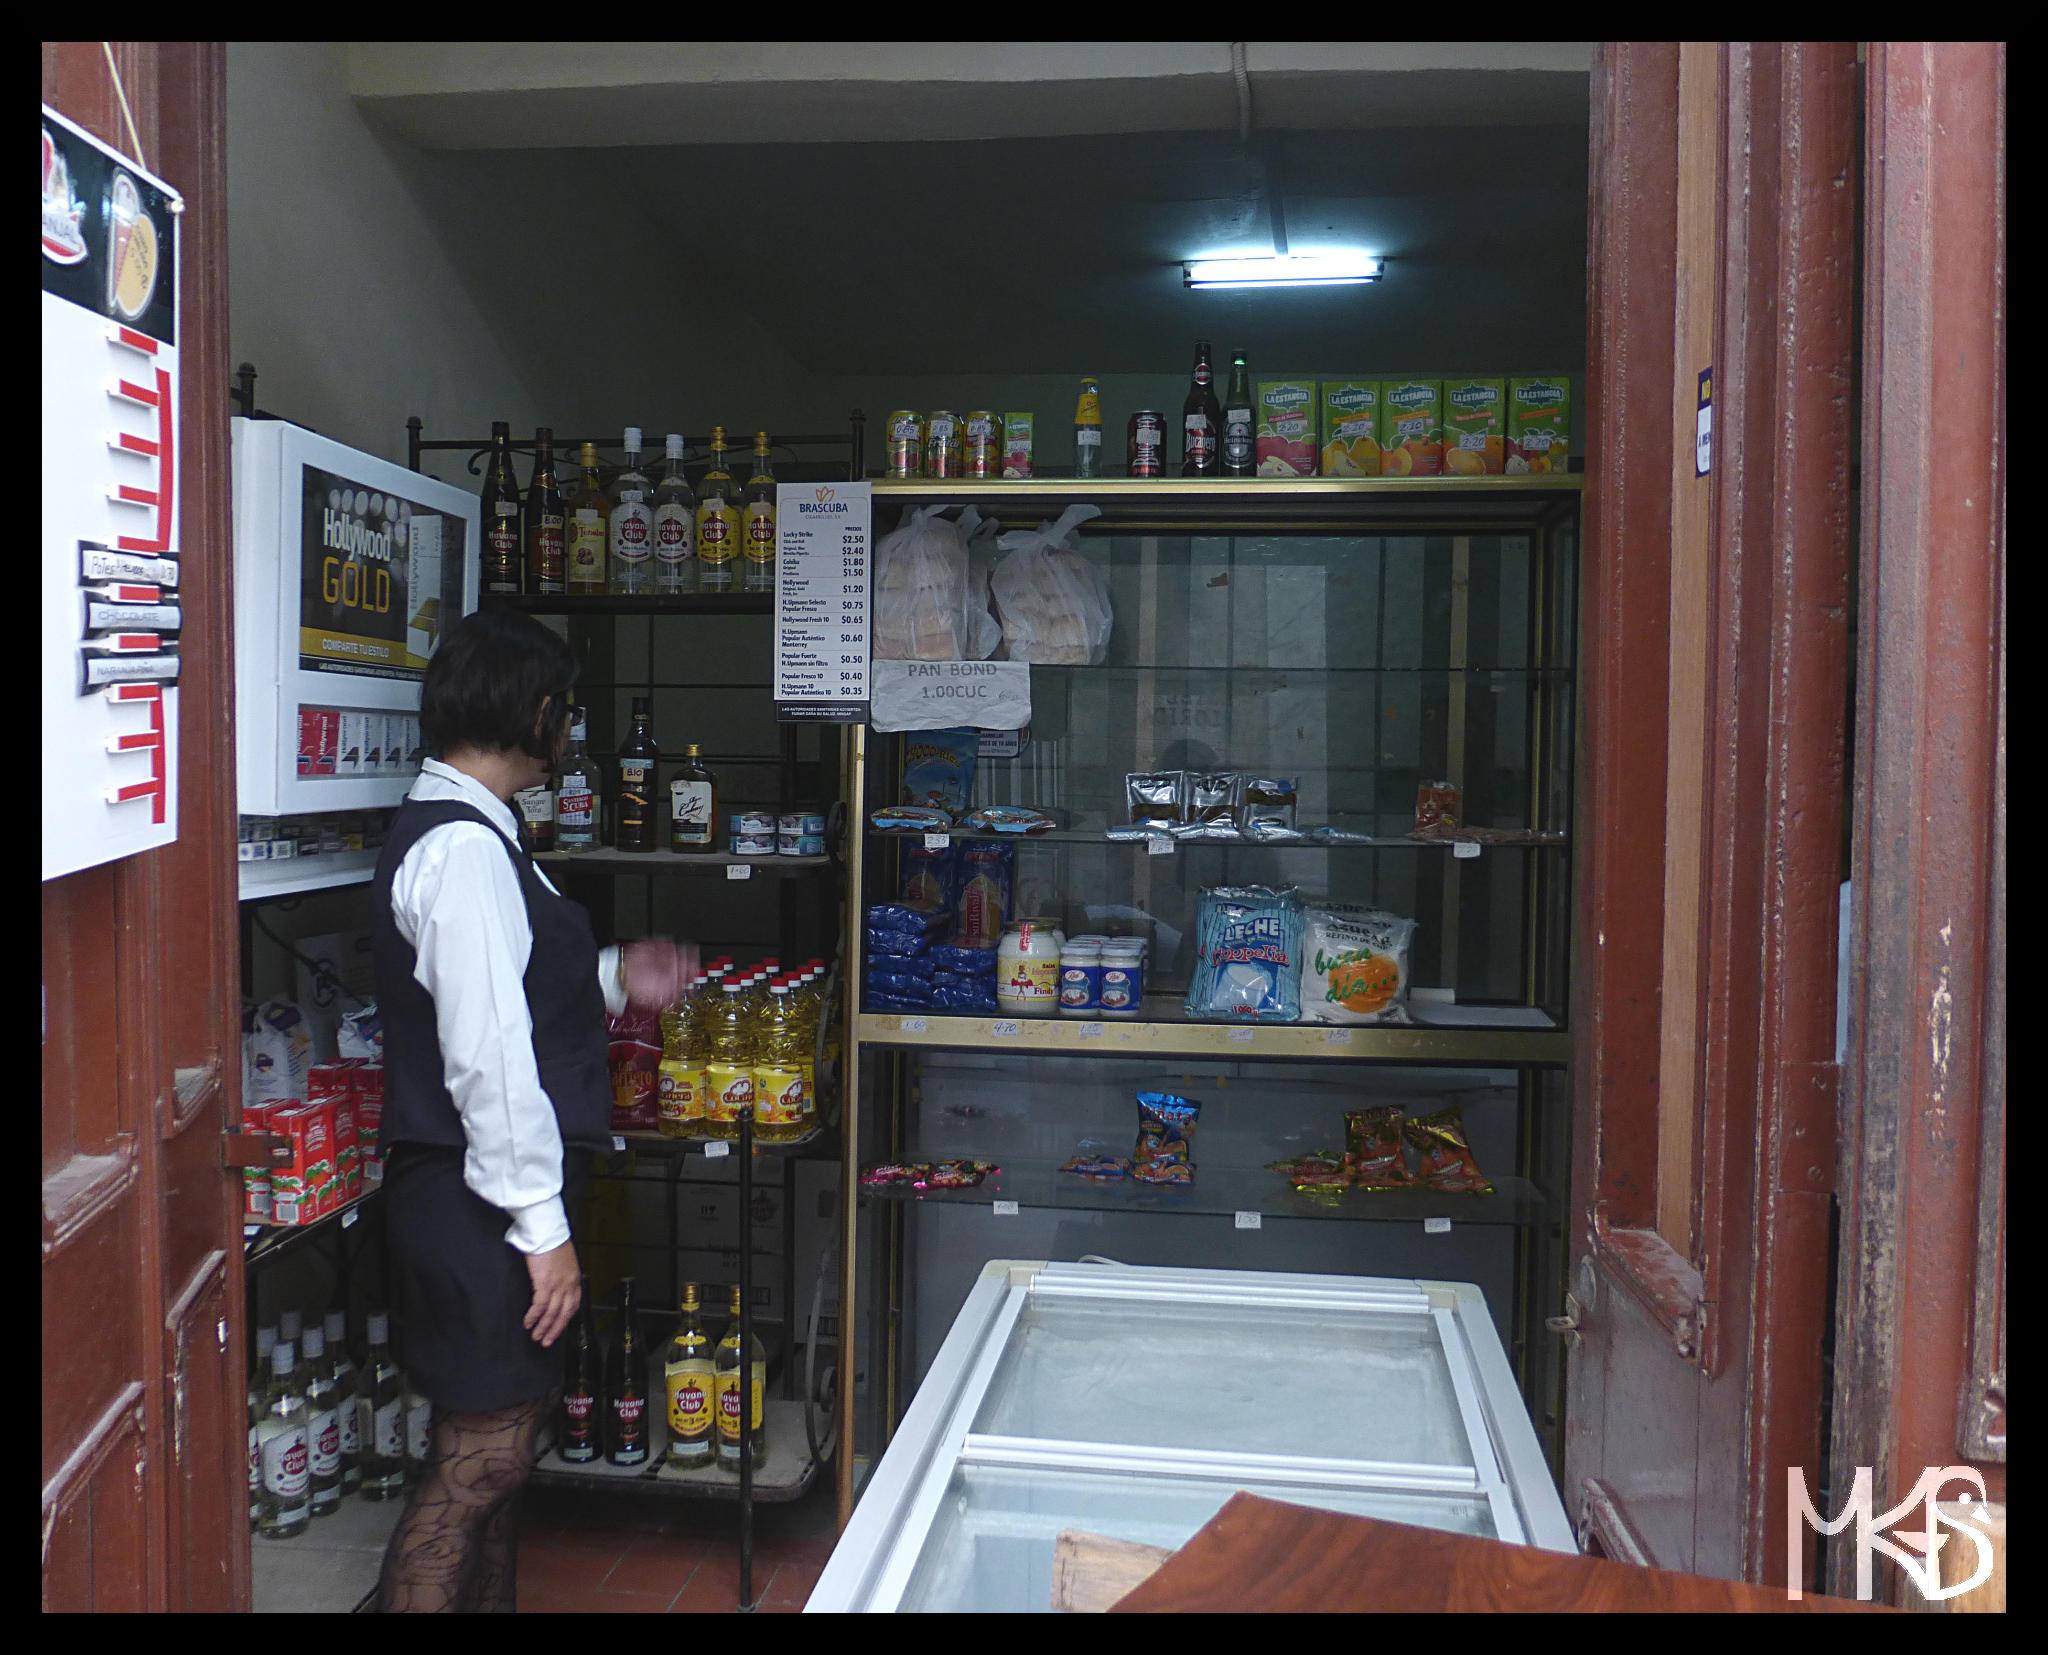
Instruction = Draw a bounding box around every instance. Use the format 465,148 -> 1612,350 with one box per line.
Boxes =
337,711 -> 366,775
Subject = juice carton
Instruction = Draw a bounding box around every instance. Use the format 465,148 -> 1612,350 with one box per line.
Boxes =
241,1100 -> 280,1222
268,1100 -> 333,1226
1256,381 -> 1319,476
1320,383 -> 1381,476
1002,413 -> 1034,478
1507,377 -> 1572,474
1441,379 -> 1505,474
1377,381 -> 1444,476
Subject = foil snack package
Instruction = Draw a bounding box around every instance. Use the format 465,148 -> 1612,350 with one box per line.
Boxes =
1184,885 -> 1304,1022
1131,1092 -> 1201,1184
1344,1106 -> 1415,1189
1173,772 -> 1244,840
1126,770 -> 1187,831
1402,1106 -> 1493,1193
1239,777 -> 1303,841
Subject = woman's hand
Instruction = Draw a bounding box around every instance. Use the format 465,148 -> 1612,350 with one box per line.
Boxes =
523,1239 -> 581,1347
622,938 -> 698,1010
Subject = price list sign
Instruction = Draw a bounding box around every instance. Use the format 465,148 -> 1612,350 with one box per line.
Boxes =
774,480 -> 871,723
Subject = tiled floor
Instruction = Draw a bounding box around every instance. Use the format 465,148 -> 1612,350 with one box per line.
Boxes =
510,1477 -> 838,1613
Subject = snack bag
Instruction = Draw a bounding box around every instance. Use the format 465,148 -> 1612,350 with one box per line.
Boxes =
1269,1149 -> 1352,1189
244,997 -> 313,1108
902,728 -> 978,818
1344,1106 -> 1415,1189
607,1007 -> 662,1132
1062,1140 -> 1132,1180
337,1002 -> 383,1061
917,1160 -> 997,1190
1301,904 -> 1415,1025
956,841 -> 1014,949
991,504 -> 1111,664
1127,770 -> 1186,832
1185,886 -> 1303,1022
1131,1092 -> 1201,1185
1238,778 -> 1303,843
1402,1107 -> 1493,1193
873,505 -> 992,660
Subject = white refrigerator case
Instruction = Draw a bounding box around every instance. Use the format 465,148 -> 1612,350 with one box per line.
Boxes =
808,1260 -> 1573,1613
233,419 -> 478,816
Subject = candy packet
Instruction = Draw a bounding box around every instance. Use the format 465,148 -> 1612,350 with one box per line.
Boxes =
1344,1105 -> 1415,1189
1131,1091 -> 1201,1185
902,729 -> 979,819
1268,1149 -> 1352,1189
1403,1107 -> 1493,1193
916,1160 -> 999,1190
860,1164 -> 921,1186
1061,1138 -> 1132,1180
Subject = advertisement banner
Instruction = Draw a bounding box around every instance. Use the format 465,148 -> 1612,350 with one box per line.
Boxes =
297,464 -> 468,680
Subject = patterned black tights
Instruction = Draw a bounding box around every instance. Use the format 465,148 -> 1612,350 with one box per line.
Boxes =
375,1395 -> 548,1613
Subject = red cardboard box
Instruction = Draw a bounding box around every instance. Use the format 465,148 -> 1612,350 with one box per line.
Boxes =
349,1062 -> 384,1187
242,1100 -> 283,1222
268,1100 -> 333,1225
297,708 -> 320,777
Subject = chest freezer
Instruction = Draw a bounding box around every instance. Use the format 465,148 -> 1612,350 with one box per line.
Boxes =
233,418 -> 477,815
807,1260 -> 1574,1613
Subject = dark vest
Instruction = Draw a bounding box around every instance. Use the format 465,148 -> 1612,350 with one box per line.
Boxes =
369,797 -> 612,1157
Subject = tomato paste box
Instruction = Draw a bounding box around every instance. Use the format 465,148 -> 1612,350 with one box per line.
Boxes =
1377,381 -> 1443,476
1506,377 -> 1572,474
1441,379 -> 1505,474
268,1100 -> 334,1225
351,1063 -> 385,1187
312,1064 -> 361,1202
241,1100 -> 284,1222
1255,381 -> 1318,476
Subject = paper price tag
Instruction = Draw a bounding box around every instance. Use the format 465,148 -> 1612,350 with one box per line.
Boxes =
993,1200 -> 1020,1217
1078,1023 -> 1104,1039
1228,1028 -> 1255,1044
611,1135 -> 627,1152
1148,836 -> 1174,856
727,863 -> 752,879
924,832 -> 950,850
901,1017 -> 928,1034
243,1225 -> 260,1240
992,1020 -> 1021,1037
1424,1217 -> 1452,1235
1235,1211 -> 1261,1230
341,1207 -> 358,1230
703,1141 -> 730,1159
1452,841 -> 1480,860
1324,1029 -> 1354,1046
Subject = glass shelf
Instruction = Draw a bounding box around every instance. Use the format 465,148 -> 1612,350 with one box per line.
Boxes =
857,998 -> 1566,1065
858,1158 -> 1550,1228
537,847 -> 829,875
481,591 -> 771,615
615,1125 -> 825,1154
867,827 -> 1565,850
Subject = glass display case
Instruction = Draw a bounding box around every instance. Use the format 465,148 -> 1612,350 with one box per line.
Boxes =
836,477 -> 1580,1526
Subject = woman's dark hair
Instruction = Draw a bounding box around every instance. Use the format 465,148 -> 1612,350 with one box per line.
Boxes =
419,609 -> 577,762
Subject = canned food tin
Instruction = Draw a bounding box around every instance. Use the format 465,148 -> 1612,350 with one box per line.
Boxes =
731,831 -> 779,857
778,832 -> 825,857
885,411 -> 922,478
779,811 -> 827,837
963,411 -> 1000,478
731,810 -> 777,836
1128,411 -> 1165,478
924,410 -> 962,479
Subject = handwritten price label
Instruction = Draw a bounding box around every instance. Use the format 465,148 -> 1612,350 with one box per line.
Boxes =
1078,1023 -> 1104,1039
1324,1029 -> 1354,1046
1235,1211 -> 1261,1230
924,832 -> 950,850
1228,1028 -> 1255,1044
1424,1217 -> 1451,1235
993,1200 -> 1019,1217
992,1020 -> 1021,1037
901,1017 -> 927,1034
727,863 -> 752,879
1148,837 -> 1174,856
341,1208 -> 359,1230
1452,841 -> 1480,860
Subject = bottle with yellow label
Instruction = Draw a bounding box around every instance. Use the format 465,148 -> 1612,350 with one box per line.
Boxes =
695,427 -> 740,592
662,1284 -> 715,1468
752,983 -> 812,1143
655,979 -> 704,1138
566,442 -> 609,593
700,981 -> 755,1141
712,1285 -> 766,1467
742,432 -> 776,593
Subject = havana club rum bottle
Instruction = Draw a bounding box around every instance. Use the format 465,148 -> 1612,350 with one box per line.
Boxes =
663,1284 -> 716,1470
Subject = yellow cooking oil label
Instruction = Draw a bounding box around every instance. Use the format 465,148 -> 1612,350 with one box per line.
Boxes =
657,1059 -> 701,1125
753,1064 -> 809,1125
666,1364 -> 714,1440
696,503 -> 739,565
703,1063 -> 754,1123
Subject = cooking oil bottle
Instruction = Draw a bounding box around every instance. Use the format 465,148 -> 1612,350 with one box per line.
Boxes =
656,978 -> 705,1138
700,982 -> 756,1142
752,983 -> 812,1143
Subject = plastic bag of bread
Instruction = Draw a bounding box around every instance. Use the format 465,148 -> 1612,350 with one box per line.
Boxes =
991,503 -> 1111,664
958,506 -> 1005,660
874,505 -> 998,661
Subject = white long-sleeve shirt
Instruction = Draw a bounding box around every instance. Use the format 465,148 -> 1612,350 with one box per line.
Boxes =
388,759 -> 626,1255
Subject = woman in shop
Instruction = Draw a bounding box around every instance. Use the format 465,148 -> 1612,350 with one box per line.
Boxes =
369,609 -> 692,1613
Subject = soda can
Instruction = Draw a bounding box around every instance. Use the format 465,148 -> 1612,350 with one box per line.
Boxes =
1128,411 -> 1165,478
963,411 -> 1000,478
885,411 -> 922,477
925,410 -> 962,479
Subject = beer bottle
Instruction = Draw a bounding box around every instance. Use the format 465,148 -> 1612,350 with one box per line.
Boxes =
663,1284 -> 716,1470
480,421 -> 523,594
713,1284 -> 767,1467
1181,340 -> 1222,476
558,1285 -> 600,1464
615,697 -> 658,852
607,1277 -> 648,1466
525,429 -> 566,595
1222,352 -> 1255,476
567,442 -> 609,594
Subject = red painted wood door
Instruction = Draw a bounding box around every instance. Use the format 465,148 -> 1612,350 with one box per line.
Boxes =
41,42 -> 246,1613
1566,42 -> 1857,1588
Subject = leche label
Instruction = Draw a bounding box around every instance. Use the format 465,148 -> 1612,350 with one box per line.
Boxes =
774,479 -> 870,723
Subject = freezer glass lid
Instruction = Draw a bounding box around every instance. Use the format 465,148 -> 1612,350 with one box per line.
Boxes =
972,1294 -> 1477,1469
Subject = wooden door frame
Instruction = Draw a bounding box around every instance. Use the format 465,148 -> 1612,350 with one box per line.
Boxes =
1570,41 -> 1856,1584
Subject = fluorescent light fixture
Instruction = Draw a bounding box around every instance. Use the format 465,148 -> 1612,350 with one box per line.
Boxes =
1183,254 -> 1384,290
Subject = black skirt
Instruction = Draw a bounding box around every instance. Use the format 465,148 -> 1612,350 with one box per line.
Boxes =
382,1142 -> 592,1414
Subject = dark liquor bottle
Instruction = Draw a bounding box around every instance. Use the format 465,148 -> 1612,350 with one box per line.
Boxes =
1221,352 -> 1255,476
1181,340 -> 1223,476
669,743 -> 717,853
525,429 -> 566,595
606,1277 -> 648,1466
480,421 -> 523,594
558,1286 -> 600,1464
616,698 -> 658,852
